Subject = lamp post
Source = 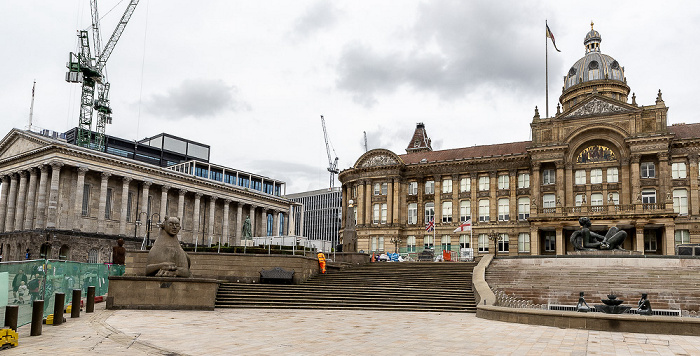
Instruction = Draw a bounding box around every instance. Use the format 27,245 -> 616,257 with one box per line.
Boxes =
487,229 -> 501,255
146,213 -> 161,248
390,236 -> 402,254
136,212 -> 148,250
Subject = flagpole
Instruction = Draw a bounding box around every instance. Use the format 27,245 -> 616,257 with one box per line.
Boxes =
545,20 -> 549,119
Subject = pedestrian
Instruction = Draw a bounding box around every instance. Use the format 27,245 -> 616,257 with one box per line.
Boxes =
28,274 -> 41,302
317,251 -> 326,274
12,270 -> 27,303
25,249 -> 31,260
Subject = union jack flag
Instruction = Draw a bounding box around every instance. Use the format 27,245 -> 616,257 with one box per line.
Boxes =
425,217 -> 435,232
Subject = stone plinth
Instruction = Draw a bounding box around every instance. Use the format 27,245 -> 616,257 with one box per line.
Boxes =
106,276 -> 219,310
567,250 -> 643,256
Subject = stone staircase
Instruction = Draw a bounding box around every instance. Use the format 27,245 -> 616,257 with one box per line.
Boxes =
216,262 -> 477,313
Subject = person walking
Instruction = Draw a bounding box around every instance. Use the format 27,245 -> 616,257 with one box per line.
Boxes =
317,251 -> 326,274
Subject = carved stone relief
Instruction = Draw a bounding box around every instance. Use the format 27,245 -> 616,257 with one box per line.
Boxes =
360,154 -> 399,168
564,98 -> 627,118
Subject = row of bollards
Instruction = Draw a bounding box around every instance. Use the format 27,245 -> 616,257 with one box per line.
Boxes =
4,286 -> 96,337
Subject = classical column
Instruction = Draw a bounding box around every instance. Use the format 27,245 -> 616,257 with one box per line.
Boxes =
235,202 -> 243,245
489,172 -> 497,221
356,182 -> 365,225
73,166 -> 89,230
23,168 -> 38,230
395,179 -> 404,225
386,180 -> 393,224
0,175 -> 9,232
630,155 -> 641,203
46,162 -> 64,229
34,165 -> 49,229
192,193 -> 202,244
4,173 -> 18,232
139,181 -> 152,238
14,171 -> 29,231
555,161 -> 565,206
657,152 -> 670,203
531,163 -> 541,216
249,205 -> 256,237
364,181 -> 372,226
555,227 -> 564,255
508,170 -> 517,221
530,225 -> 539,254
635,223 -> 645,254
208,196 -> 216,246
272,210 -> 280,236
119,177 -> 132,236
664,223 -> 675,255
298,204 -> 304,236
620,158 -> 631,205
160,185 -> 170,219
565,163 -> 574,207
434,175 -> 442,224
97,172 -> 111,233
690,154 -> 699,216
222,199 -> 231,245
177,189 -> 187,223
452,175 -> 459,224
470,173 -> 477,223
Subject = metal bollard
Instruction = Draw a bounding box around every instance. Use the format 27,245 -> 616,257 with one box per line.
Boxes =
31,300 -> 44,336
4,305 -> 18,331
71,289 -> 81,318
53,292 -> 65,326
86,286 -> 95,313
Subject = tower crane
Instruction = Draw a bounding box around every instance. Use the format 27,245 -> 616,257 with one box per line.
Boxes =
321,115 -> 339,189
66,0 -> 140,151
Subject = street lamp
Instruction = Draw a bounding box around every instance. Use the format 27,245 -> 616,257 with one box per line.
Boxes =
146,213 -> 161,248
136,212 -> 148,250
390,236 -> 402,254
487,229 -> 502,255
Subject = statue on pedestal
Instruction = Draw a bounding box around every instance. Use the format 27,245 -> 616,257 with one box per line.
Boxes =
637,293 -> 653,315
576,291 -> 591,312
570,217 -> 627,251
242,216 -> 252,238
145,216 -> 191,277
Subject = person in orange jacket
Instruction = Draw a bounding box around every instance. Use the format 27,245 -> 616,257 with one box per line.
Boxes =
317,251 -> 326,274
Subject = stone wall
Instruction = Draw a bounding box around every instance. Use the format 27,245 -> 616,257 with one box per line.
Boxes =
485,256 -> 700,312
126,250 -> 320,284
107,276 -> 219,310
329,252 -> 370,265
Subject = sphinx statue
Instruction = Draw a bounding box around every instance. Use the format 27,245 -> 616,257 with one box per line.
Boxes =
570,217 -> 627,251
145,216 -> 191,277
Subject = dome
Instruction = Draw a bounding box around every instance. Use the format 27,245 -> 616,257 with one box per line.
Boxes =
563,24 -> 625,90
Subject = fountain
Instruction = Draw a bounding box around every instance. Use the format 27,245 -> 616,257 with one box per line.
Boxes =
595,294 -> 631,314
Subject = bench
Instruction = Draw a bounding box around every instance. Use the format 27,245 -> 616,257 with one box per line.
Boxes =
259,267 -> 295,284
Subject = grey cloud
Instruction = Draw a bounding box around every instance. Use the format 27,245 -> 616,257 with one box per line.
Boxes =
364,125 -> 415,153
336,2 -> 554,106
242,159 -> 328,194
292,2 -> 341,39
143,79 -> 250,119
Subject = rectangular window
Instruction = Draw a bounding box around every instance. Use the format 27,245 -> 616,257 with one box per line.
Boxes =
575,194 -> 585,207
591,193 -> 604,206
460,177 -> 471,192
408,182 -> 418,195
675,230 -> 690,245
641,189 -> 656,204
673,189 -> 688,215
644,230 -> 657,252
378,236 -> 384,251
380,203 -> 387,224
82,183 -> 90,217
371,237 -> 377,252
672,162 -> 687,179
517,173 -> 529,189
498,174 -> 509,190
442,201 -> 452,223
407,235 -> 416,252
441,235 -> 451,251
381,183 -> 388,195
126,191 -> 133,222
590,169 -> 603,184
459,235 -> 470,249
460,200 -> 471,222
408,203 -> 418,224
641,162 -> 655,178
374,183 -> 381,196
478,199 -> 489,222
478,176 -> 489,191
424,235 -> 434,249
373,204 -> 380,224
425,180 -> 435,194
544,232 -> 556,252
105,188 -> 113,219
424,202 -> 434,223
442,178 -> 452,193
575,170 -> 586,185
609,192 -> 620,205
543,194 -> 556,208
517,197 -> 529,220
607,167 -> 619,183
542,169 -> 555,185
498,233 -> 509,253
518,233 -> 530,253
498,198 -> 509,221
478,234 -> 489,253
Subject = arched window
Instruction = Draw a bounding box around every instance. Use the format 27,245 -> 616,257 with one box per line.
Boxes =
59,245 -> 71,261
576,145 -> 616,163
88,249 -> 99,264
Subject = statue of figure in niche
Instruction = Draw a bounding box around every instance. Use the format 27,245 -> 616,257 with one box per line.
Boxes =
242,216 -> 252,238
570,217 -> 627,251
145,216 -> 191,277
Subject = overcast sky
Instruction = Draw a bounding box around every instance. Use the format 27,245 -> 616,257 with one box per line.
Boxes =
1,1 -> 699,194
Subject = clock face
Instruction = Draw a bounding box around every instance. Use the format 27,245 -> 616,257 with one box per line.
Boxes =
414,140 -> 420,147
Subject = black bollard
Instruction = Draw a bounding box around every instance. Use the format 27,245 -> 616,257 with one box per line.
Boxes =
4,305 -> 18,331
31,300 -> 44,336
86,286 -> 95,313
71,289 -> 81,318
53,292 -> 65,326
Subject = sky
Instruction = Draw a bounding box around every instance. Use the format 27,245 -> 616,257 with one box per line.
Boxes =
1,1 -> 699,194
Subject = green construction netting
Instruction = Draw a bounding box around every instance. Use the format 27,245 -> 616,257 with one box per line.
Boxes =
0,260 -> 125,327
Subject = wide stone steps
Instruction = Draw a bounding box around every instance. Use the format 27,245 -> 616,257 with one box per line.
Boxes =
216,262 -> 477,313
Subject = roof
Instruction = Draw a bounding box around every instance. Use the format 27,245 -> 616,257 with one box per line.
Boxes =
669,123 -> 700,139
399,141 -> 531,165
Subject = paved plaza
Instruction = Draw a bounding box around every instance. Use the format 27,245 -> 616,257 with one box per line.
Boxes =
5,304 -> 700,355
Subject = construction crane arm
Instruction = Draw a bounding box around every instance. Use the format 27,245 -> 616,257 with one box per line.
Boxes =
96,0 -> 140,72
321,115 -> 334,168
90,0 -> 103,60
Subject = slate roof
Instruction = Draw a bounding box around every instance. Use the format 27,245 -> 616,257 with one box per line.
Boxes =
669,123 -> 700,139
399,141 -> 531,165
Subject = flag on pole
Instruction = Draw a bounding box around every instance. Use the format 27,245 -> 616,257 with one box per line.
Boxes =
453,219 -> 472,233
425,217 -> 435,232
546,24 -> 561,52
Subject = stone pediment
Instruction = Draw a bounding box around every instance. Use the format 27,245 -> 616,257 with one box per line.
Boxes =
563,98 -> 631,119
0,130 -> 52,161
355,149 -> 402,169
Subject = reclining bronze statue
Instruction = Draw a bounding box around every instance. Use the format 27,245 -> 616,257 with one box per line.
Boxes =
570,217 -> 627,251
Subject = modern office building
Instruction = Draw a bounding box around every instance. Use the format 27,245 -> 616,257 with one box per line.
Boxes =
339,26 -> 698,257
288,187 -> 342,249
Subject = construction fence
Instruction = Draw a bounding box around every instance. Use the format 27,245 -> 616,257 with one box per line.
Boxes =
0,260 -> 125,327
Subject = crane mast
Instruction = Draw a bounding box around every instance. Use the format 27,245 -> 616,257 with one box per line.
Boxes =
66,0 -> 139,151
321,115 -> 339,189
